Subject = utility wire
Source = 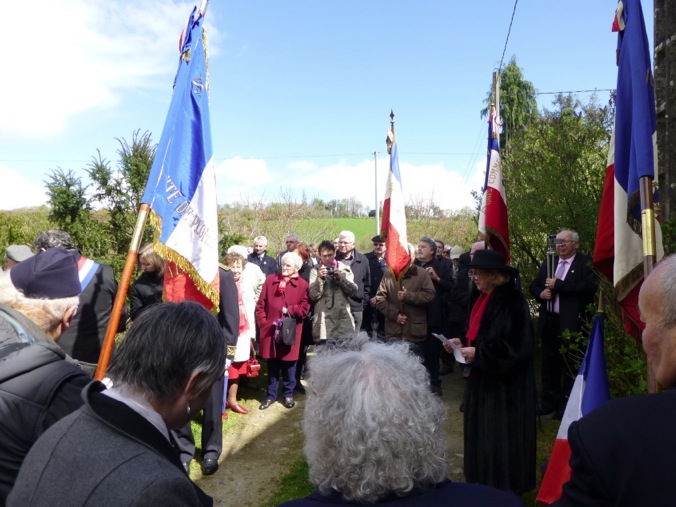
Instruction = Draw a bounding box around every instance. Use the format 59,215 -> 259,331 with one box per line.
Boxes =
498,0 -> 520,72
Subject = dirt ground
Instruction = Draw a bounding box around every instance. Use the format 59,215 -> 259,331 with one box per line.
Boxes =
193,368 -> 467,506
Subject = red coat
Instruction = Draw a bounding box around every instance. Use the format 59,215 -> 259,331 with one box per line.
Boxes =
255,274 -> 310,361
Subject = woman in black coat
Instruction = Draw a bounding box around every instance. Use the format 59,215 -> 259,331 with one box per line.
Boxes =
129,243 -> 165,321
446,249 -> 536,495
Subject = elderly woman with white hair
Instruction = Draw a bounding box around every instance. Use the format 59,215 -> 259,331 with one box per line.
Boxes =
255,251 -> 310,410
279,334 -> 524,506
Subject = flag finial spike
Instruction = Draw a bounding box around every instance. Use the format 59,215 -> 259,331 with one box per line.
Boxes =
386,110 -> 396,154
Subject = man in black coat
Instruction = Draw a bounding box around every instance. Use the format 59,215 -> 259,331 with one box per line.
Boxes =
362,235 -> 386,336
172,268 -> 239,476
335,230 -> 370,332
530,229 -> 598,417
554,255 -> 676,507
33,230 -> 125,364
414,237 -> 454,395
247,235 -> 277,277
0,249 -> 90,503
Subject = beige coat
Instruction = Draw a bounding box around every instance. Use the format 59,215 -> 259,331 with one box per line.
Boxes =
309,262 -> 357,341
375,265 -> 435,341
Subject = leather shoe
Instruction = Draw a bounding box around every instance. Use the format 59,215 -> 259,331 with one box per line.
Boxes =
226,401 -> 249,414
201,458 -> 218,476
294,383 -> 306,395
283,397 -> 295,409
259,399 -> 274,410
182,461 -> 190,474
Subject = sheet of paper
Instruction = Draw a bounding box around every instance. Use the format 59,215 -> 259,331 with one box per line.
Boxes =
432,333 -> 466,364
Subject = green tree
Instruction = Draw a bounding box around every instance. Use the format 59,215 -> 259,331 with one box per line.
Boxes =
87,130 -> 156,256
505,94 -> 612,281
481,57 -> 539,149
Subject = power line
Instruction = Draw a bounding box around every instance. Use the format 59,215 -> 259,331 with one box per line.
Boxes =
498,0 -> 520,72
537,88 -> 614,95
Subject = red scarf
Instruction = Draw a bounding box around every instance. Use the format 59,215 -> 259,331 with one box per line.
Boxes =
276,273 -> 298,295
466,291 -> 492,347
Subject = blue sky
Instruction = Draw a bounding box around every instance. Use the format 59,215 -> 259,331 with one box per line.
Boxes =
0,0 -> 654,211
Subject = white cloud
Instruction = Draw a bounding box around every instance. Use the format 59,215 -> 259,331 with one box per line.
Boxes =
0,165 -> 49,210
1,0 -> 220,138
214,155 -> 484,212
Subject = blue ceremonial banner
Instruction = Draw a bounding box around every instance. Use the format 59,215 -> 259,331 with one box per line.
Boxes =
141,5 -> 219,309
613,0 -> 656,226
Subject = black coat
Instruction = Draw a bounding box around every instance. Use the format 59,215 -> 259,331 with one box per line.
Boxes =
336,250 -> 371,314
129,271 -> 163,321
554,389 -> 676,507
529,253 -> 598,336
464,282 -> 536,494
247,252 -> 277,277
414,257 -> 454,331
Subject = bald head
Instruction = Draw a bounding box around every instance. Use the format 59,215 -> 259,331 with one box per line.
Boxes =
639,256 -> 676,387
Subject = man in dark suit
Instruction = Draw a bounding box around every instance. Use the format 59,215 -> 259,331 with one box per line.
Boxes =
362,235 -> 386,336
247,235 -> 277,277
33,230 -> 125,364
554,255 -> 676,507
530,229 -> 598,418
172,267 -> 239,476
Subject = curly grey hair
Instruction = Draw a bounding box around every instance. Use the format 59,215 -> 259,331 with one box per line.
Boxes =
303,333 -> 447,503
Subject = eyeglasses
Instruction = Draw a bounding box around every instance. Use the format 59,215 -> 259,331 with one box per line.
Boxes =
373,243 -> 385,247
553,239 -> 576,245
338,241 -> 353,245
468,270 -> 483,280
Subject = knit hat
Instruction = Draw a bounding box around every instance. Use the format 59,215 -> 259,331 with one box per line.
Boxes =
9,248 -> 81,299
5,245 -> 34,263
450,245 -> 463,260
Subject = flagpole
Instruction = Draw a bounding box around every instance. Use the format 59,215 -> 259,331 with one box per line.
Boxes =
640,177 -> 658,393
94,204 -> 150,379
374,151 -> 379,235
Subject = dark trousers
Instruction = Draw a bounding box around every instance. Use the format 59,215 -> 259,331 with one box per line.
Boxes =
172,375 -> 224,462
424,328 -> 442,387
541,314 -> 576,413
351,311 -> 363,334
267,358 -> 297,400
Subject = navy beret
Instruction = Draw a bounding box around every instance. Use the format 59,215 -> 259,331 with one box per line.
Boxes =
10,248 -> 81,299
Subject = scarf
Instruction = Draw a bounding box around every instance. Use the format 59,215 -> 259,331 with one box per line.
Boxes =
235,279 -> 249,336
466,291 -> 493,347
276,272 -> 298,295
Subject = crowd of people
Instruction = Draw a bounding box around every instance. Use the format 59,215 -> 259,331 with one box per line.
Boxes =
3,226 -> 674,506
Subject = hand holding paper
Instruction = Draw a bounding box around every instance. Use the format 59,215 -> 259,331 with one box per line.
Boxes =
433,333 -> 467,364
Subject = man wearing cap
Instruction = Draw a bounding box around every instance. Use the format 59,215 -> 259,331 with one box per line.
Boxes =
0,248 -> 90,502
33,230 -> 124,364
3,245 -> 34,271
363,235 -> 386,335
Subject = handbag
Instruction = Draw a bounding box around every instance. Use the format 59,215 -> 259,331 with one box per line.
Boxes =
246,341 -> 260,378
280,316 -> 297,346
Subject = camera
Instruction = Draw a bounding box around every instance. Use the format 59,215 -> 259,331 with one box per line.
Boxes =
325,265 -> 335,274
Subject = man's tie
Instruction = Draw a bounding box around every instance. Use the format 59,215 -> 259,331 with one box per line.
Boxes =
553,260 -> 567,313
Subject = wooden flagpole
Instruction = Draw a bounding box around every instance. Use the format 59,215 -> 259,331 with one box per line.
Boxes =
94,204 -> 150,379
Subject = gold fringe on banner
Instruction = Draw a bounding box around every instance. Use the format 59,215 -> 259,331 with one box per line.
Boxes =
148,210 -> 220,311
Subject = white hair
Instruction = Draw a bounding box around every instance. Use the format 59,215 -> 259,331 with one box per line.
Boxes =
253,236 -> 268,246
227,245 -> 248,259
0,271 -> 78,335
338,230 -> 355,243
303,334 -> 447,503
280,251 -> 302,271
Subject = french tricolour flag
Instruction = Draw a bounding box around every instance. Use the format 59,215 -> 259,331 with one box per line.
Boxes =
380,131 -> 409,280
141,5 -> 219,310
536,315 -> 610,505
592,0 -> 663,339
478,108 -> 509,262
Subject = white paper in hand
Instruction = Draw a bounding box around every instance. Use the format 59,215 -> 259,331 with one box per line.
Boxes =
432,333 -> 467,364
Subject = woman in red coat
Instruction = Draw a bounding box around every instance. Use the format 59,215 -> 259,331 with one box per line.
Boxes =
255,251 -> 310,410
